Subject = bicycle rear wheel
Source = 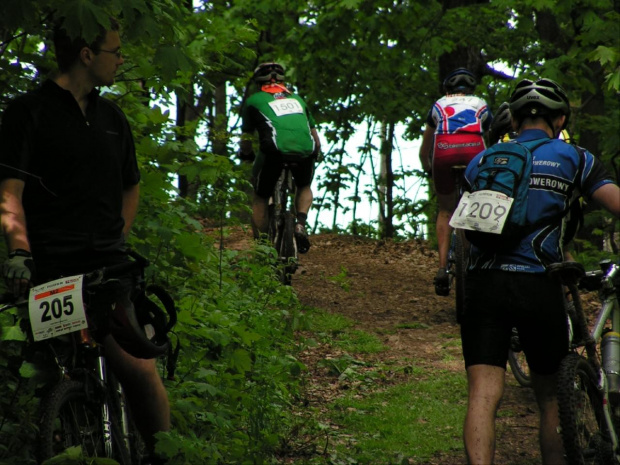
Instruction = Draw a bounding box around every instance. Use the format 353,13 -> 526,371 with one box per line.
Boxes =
278,212 -> 298,285
557,353 -> 613,464
38,379 -> 132,464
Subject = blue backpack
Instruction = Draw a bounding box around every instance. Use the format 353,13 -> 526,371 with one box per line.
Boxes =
464,138 -> 555,251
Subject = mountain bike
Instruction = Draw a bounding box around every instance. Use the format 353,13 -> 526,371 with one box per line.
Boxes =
268,161 -> 299,285
549,259 -> 620,464
447,165 -> 468,323
0,250 -> 175,464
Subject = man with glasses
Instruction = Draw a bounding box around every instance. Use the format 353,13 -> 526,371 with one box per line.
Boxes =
0,17 -> 169,464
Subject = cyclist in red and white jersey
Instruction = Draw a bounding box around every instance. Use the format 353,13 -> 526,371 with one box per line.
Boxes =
418,68 -> 492,296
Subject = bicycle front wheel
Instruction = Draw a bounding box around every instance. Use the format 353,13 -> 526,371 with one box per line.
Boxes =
38,379 -> 132,464
557,353 -> 612,464
508,349 -> 531,388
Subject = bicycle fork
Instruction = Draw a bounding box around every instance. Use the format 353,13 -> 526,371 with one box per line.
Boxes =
96,354 -> 115,457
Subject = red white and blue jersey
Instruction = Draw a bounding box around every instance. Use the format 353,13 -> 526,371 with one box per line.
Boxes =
427,94 -> 492,135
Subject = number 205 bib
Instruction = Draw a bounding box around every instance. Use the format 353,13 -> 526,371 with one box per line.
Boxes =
449,190 -> 513,233
28,275 -> 88,341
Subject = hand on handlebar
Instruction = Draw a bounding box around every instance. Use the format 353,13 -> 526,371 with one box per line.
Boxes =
2,249 -> 35,297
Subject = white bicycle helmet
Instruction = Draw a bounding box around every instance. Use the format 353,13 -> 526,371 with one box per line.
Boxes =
509,78 -> 570,129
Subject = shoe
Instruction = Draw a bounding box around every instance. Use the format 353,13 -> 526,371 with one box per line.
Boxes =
294,223 -> 311,253
141,455 -> 167,465
434,268 -> 450,296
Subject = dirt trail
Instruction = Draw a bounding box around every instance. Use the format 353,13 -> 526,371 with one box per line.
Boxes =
290,234 -> 540,464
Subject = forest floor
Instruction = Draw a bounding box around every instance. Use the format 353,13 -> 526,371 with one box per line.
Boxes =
222,230 -> 594,464
289,233 -> 540,465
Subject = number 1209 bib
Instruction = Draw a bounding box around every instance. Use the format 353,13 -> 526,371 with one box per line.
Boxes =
28,275 -> 87,341
450,190 -> 513,234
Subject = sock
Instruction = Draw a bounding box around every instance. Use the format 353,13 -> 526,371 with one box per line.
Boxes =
296,212 -> 307,226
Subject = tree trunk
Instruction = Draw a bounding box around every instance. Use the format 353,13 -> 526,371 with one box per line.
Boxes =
378,121 -> 395,239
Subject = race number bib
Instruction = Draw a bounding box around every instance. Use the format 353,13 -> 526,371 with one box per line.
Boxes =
268,98 -> 304,116
449,190 -> 513,234
28,275 -> 87,341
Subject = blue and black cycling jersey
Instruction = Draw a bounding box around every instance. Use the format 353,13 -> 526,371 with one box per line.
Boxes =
465,129 -> 614,273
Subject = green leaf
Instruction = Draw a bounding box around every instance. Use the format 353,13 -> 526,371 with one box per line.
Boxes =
153,46 -> 194,81
19,361 -> 37,379
231,348 -> 252,373
53,0 -> 112,44
1,325 -> 27,341
590,45 -> 618,67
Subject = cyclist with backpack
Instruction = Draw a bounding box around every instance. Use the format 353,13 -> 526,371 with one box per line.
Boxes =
239,62 -> 321,253
418,68 -> 493,296
0,18 -> 169,464
459,78 -> 620,465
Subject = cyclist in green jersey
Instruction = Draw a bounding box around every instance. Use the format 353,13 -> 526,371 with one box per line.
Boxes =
239,62 -> 321,253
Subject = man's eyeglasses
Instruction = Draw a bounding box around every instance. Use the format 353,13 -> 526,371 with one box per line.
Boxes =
97,48 -> 123,59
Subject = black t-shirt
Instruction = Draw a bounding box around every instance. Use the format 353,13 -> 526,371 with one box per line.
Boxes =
0,80 -> 140,267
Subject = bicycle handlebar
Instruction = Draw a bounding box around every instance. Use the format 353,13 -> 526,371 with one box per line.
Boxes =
0,249 -> 149,309
579,261 -> 619,292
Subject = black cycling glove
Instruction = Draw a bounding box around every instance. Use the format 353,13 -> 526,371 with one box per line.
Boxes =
3,249 -> 36,283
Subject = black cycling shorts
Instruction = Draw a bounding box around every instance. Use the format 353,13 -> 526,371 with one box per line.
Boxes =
253,155 -> 315,199
460,270 -> 569,375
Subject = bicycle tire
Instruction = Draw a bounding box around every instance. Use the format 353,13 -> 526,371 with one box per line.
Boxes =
267,203 -> 280,248
453,231 -> 467,323
38,379 -> 132,464
557,353 -> 612,464
508,349 -> 532,387
279,212 -> 298,285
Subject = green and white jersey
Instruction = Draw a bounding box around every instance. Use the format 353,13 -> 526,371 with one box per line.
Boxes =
241,89 -> 317,158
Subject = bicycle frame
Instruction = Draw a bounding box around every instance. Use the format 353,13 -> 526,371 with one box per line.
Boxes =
0,254 -> 150,463
583,262 -> 620,455
557,260 -> 620,461
68,329 -> 131,458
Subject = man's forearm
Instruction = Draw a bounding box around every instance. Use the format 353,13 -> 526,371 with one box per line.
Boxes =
122,183 -> 140,237
0,179 -> 30,252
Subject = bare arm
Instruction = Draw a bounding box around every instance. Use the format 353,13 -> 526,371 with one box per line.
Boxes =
419,126 -> 435,174
122,183 -> 140,237
0,178 -> 33,295
311,128 -> 321,152
591,183 -> 620,218
0,179 -> 30,252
